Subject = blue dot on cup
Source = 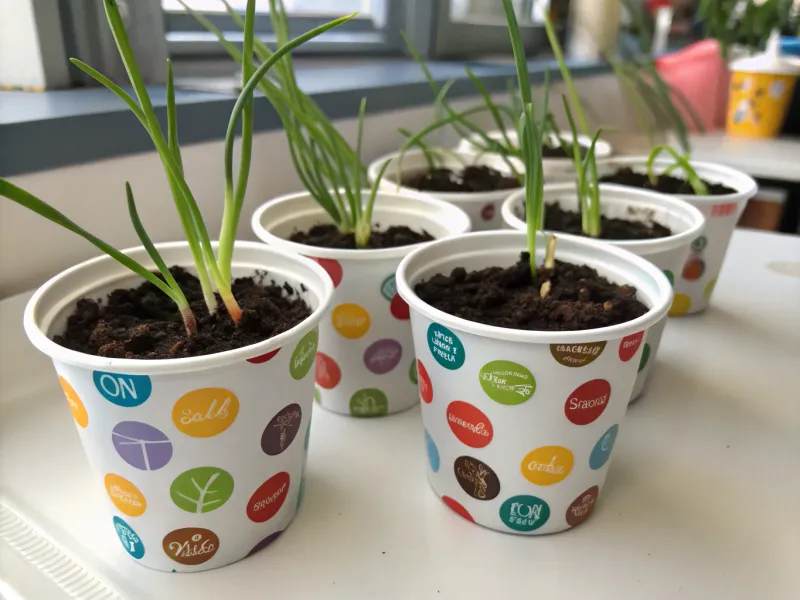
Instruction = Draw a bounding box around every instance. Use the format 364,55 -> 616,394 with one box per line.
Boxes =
112,421 -> 173,471
589,424 -> 619,470
93,371 -> 151,407
426,323 -> 465,370
113,516 -> 145,559
425,429 -> 440,472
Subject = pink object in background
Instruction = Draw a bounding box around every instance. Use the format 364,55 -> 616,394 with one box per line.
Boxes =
655,39 -> 731,131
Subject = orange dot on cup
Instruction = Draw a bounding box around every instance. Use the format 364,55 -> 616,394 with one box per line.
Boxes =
417,360 -> 433,404
59,376 -> 88,428
669,294 -> 692,317
447,401 -> 493,448
682,257 -> 705,282
332,303 -> 371,339
315,352 -> 341,389
104,474 -> 146,517
310,257 -> 343,288
441,496 -> 474,522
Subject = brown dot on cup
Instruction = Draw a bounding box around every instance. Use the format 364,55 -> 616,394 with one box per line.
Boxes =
162,527 -> 219,566
261,403 -> 302,456
565,486 -> 600,528
550,341 -> 607,368
453,455 -> 500,501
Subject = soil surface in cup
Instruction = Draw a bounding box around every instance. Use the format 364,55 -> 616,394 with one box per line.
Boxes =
289,224 -> 433,249
518,203 -> 672,240
402,165 -> 519,193
415,252 -> 648,331
599,167 -> 737,195
54,267 -> 311,359
542,142 -> 587,159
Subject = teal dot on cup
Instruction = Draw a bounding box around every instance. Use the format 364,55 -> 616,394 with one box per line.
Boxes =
499,495 -> 550,532
427,323 -> 465,370
113,516 -> 145,559
590,424 -> 619,470
425,429 -> 440,472
638,343 -> 651,374
93,371 -> 151,407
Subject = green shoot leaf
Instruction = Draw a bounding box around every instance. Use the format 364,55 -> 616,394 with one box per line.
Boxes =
647,145 -> 709,196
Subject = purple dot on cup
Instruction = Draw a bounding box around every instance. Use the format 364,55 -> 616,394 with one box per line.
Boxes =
363,339 -> 403,375
248,530 -> 284,557
112,421 -> 173,471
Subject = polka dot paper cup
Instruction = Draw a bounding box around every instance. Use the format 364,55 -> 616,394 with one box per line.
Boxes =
396,231 -> 672,534
252,190 -> 471,417
455,129 -> 613,183
367,148 -> 522,231
595,157 -> 757,315
502,183 -> 705,401
23,242 -> 334,572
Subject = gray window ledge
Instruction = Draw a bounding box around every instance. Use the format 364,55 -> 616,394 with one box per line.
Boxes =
0,58 -> 609,178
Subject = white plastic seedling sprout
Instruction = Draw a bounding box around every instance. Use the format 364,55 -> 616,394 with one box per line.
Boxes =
0,0 -> 353,338
181,0 -> 391,249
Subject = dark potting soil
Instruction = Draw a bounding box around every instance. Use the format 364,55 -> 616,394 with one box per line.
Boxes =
53,267 -> 311,360
599,167 -> 737,196
542,203 -> 672,240
415,252 -> 648,331
289,224 -> 433,249
541,143 -> 587,159
402,165 -> 520,193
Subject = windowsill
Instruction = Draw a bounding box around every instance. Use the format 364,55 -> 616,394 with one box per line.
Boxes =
0,57 -> 610,178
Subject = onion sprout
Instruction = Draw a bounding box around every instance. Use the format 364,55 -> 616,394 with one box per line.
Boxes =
646,145 -> 709,196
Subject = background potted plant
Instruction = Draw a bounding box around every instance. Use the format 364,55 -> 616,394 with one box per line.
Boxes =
394,0 -> 672,534
0,0 -> 345,572
595,145 -> 758,315
236,0 -> 471,418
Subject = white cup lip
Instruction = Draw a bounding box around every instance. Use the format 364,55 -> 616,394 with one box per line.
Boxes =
595,155 -> 758,203
456,129 -> 614,160
502,182 -> 706,256
251,188 -> 472,262
367,148 -> 524,204
396,230 -> 673,345
23,241 -> 335,374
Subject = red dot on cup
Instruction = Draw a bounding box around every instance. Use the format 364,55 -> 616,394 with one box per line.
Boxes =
442,496 -> 474,522
309,257 -> 343,288
247,348 -> 281,364
417,360 -> 433,404
619,331 -> 644,362
315,352 -> 341,389
447,401 -> 493,448
481,203 -> 496,221
565,379 -> 611,425
390,294 -> 410,320
246,472 -> 290,523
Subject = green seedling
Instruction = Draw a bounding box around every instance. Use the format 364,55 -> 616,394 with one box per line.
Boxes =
0,0 -> 352,337
646,145 -> 709,196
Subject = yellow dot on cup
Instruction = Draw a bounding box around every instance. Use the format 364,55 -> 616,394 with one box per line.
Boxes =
104,473 -> 147,517
172,388 -> 240,438
669,293 -> 692,317
520,446 -> 574,486
332,303 -> 371,339
59,376 -> 88,428
704,276 -> 718,300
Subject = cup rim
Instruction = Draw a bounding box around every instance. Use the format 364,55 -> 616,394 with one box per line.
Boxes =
23,241 -> 335,373
251,188 -> 472,261
396,230 -> 673,345
502,182 -> 706,256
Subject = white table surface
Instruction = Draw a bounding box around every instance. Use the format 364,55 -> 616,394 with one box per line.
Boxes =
1,229 -> 799,600
674,132 -> 800,182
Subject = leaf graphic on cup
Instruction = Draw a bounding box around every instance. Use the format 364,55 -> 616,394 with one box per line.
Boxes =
170,467 -> 234,514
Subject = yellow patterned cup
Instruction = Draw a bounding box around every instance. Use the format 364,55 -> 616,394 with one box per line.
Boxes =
726,71 -> 797,138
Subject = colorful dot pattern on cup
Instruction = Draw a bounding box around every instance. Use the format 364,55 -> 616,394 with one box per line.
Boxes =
349,388 -> 388,417
59,376 -> 88,428
441,496 -> 474,522
478,360 -> 535,405
447,401 -> 493,448
261,403 -> 302,456
170,467 -> 234,514
105,474 -> 146,517
481,202 -> 496,222
248,531 -> 283,557
663,270 -> 674,287
332,303 -> 371,339
454,456 -> 500,500
290,330 -> 318,380
704,276 -> 718,300
247,472 -> 290,523
380,274 -> 397,301
638,344 -> 651,374
315,352 -> 340,389
682,256 -> 705,281
163,527 -> 219,566
499,495 -> 550,532
589,425 -> 619,470
112,421 -> 173,471
172,388 -> 239,438
363,339 -> 403,375
550,342 -> 606,368
310,257 -> 343,287
93,371 -> 151,407
427,323 -> 465,370
417,360 -> 433,404
247,348 -> 281,364
669,293 -> 692,317
618,332 -> 644,362
113,516 -> 145,559
390,294 -> 410,320
564,379 -> 611,426
566,486 -> 599,528
409,359 -> 418,385
425,429 -> 440,472
520,446 -> 574,486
